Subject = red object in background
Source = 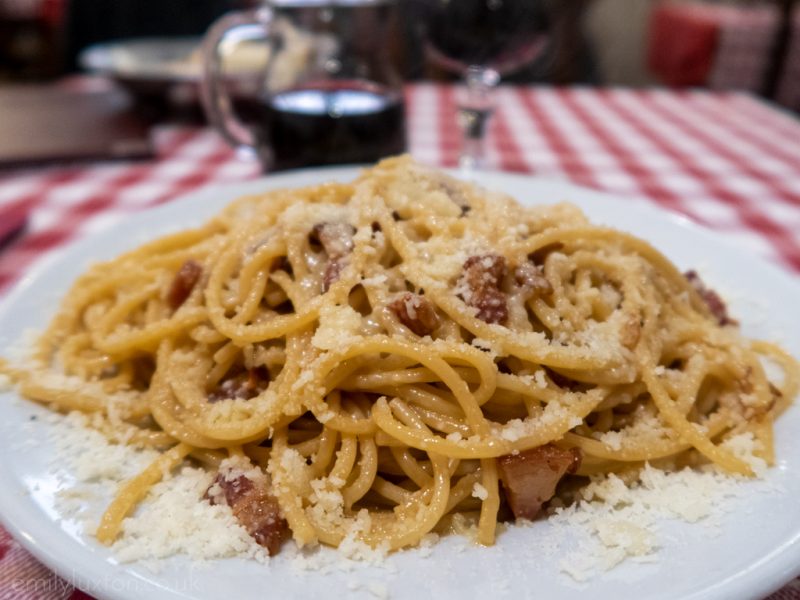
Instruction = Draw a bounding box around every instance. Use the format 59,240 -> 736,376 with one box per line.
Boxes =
648,2 -> 720,86
40,0 -> 65,28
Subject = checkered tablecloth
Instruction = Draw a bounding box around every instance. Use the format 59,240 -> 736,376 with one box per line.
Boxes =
1,83 -> 800,599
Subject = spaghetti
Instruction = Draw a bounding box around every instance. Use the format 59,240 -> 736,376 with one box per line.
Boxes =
2,156 -> 797,554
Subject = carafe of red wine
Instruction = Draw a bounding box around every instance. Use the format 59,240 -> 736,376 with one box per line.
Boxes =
201,0 -> 406,171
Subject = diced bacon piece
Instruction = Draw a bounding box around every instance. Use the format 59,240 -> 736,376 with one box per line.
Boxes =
496,444 -> 582,520
322,260 -> 345,293
205,464 -> 288,555
311,222 -> 355,292
513,262 -> 553,298
472,287 -> 507,324
210,473 -> 254,506
459,254 -> 509,324
208,367 -> 269,403
464,254 -> 505,288
684,270 -> 736,326
167,259 -> 203,309
312,222 -> 355,258
388,292 -> 440,336
234,492 -> 287,553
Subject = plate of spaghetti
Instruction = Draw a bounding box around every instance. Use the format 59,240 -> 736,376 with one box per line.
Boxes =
0,156 -> 799,600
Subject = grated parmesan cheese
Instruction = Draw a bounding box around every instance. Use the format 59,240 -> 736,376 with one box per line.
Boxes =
721,432 -> 768,475
361,274 -> 387,287
533,370 -> 547,389
403,295 -> 418,320
598,431 -> 623,451
471,483 -> 489,501
47,411 -> 269,566
41,407 -> 783,587
312,304 -> 364,351
112,466 -> 270,565
596,410 -> 673,451
539,454 -> 763,582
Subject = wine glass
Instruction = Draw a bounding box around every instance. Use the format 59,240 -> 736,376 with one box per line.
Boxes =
422,0 -> 551,170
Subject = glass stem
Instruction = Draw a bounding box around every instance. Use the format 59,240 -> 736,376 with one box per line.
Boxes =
457,65 -> 500,172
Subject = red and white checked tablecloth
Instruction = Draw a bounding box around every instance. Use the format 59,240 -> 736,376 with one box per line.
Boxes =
1,84 -> 800,599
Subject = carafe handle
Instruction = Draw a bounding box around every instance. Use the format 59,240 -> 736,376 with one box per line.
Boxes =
201,8 -> 274,153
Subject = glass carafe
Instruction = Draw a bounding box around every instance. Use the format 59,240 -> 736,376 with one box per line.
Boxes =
201,0 -> 406,171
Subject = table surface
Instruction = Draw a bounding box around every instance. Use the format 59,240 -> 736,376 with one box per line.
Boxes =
0,83 -> 799,600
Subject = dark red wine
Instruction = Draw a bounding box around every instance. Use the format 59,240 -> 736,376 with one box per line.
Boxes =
425,0 -> 550,74
254,82 -> 406,171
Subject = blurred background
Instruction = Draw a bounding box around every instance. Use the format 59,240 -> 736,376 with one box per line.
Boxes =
1,0 -> 797,106
0,0 -> 798,169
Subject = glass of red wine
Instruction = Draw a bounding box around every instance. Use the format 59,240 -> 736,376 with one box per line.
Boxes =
201,0 -> 405,172
422,0 -> 551,170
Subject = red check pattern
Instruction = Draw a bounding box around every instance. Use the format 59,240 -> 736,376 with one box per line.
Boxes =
1,84 -> 800,599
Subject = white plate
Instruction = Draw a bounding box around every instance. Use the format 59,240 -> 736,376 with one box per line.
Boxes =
1,168 -> 799,600
78,37 -> 268,99
80,38 -> 204,83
